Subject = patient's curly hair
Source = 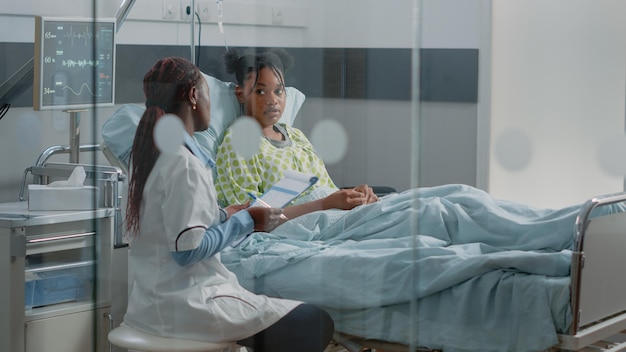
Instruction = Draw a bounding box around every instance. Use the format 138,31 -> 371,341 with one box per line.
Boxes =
223,48 -> 294,90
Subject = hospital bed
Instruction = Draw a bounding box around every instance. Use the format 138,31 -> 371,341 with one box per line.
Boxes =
328,191 -> 626,352
101,74 -> 626,352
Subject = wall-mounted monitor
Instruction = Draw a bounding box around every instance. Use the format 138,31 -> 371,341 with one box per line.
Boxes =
33,16 -> 116,111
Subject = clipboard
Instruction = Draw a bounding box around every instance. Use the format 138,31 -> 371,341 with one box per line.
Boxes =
230,170 -> 318,247
250,170 -> 319,208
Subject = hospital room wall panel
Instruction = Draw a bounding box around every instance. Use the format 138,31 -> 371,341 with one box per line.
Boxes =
297,97 -> 414,192
296,99 -> 479,193
418,102 -> 478,188
300,0 -> 416,49
113,46 -> 422,104
0,43 -> 33,108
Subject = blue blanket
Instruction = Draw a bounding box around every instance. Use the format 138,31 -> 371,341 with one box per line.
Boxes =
221,184 -> 625,352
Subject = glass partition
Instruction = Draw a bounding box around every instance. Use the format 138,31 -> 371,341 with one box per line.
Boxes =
2,1 -> 626,352
0,2 -> 127,352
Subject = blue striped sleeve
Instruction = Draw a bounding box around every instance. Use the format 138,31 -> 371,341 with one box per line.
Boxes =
171,210 -> 253,266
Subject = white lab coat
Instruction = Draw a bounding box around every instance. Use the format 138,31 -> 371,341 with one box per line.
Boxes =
124,145 -> 301,342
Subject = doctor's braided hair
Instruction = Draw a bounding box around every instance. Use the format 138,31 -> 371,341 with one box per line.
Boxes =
223,47 -> 294,93
126,57 -> 203,235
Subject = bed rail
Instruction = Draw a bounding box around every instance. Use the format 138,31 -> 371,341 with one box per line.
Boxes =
568,192 -> 626,337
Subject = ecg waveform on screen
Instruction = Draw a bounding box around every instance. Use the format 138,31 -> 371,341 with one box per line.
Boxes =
43,78 -> 111,98
62,25 -> 94,47
38,19 -> 115,108
62,59 -> 100,68
62,83 -> 97,97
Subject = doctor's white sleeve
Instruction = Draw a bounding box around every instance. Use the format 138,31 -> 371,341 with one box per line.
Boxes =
171,211 -> 253,266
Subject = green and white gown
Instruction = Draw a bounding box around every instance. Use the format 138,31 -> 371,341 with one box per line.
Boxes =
215,123 -> 338,207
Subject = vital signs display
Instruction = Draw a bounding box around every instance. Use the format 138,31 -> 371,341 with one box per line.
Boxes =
33,16 -> 115,110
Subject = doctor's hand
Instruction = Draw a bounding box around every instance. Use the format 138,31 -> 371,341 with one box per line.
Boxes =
225,201 -> 250,219
246,206 -> 285,232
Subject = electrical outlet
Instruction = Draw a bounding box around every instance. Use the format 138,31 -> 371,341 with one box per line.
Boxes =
196,0 -> 211,22
272,7 -> 285,25
162,0 -> 179,20
181,0 -> 192,21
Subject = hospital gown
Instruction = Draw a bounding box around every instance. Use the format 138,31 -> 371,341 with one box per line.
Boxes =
214,123 -> 337,207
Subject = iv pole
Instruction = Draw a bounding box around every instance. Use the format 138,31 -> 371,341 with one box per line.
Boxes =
190,0 -> 196,64
66,109 -> 86,163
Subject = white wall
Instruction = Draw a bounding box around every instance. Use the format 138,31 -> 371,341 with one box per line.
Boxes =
420,0 -> 484,49
302,0 -> 416,49
489,0 -> 626,208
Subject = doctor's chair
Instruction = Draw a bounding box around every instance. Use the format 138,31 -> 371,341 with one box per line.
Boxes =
108,323 -> 240,352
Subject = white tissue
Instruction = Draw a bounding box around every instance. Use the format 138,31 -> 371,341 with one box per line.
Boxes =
28,166 -> 99,211
48,166 -> 86,187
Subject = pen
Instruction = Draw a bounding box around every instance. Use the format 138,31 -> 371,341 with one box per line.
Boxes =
247,192 -> 288,220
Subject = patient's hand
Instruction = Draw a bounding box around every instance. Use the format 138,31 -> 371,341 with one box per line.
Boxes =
324,186 -> 376,210
353,184 -> 379,204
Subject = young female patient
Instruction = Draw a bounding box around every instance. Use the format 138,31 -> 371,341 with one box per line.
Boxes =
123,56 -> 334,352
212,48 -> 626,246
210,49 -> 626,352
215,48 -> 378,219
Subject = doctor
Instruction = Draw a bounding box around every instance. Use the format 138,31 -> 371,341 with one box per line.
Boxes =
123,56 -> 334,352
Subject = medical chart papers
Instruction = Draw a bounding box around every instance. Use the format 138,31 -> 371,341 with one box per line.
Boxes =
230,170 -> 318,248
251,170 -> 319,209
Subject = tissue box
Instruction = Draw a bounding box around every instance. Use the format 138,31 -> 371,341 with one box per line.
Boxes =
28,185 -> 99,211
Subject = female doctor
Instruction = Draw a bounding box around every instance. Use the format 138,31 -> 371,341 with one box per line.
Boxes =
123,56 -> 334,352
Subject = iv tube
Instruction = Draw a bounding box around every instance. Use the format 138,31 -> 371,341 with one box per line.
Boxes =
217,0 -> 229,49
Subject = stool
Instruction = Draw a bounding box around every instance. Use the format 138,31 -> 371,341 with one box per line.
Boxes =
108,323 -> 236,352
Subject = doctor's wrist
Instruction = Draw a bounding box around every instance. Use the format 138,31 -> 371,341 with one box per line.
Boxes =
219,207 -> 228,223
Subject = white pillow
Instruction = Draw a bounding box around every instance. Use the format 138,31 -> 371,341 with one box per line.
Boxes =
101,73 -> 305,167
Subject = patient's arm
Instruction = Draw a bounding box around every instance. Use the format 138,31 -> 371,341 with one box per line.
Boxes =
282,188 -> 369,220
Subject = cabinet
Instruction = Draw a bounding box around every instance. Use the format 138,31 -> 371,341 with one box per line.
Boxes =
0,202 -> 125,352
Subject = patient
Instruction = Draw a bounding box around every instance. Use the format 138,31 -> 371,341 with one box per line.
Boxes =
210,49 -> 626,351
213,47 -> 626,245
215,48 -> 378,219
